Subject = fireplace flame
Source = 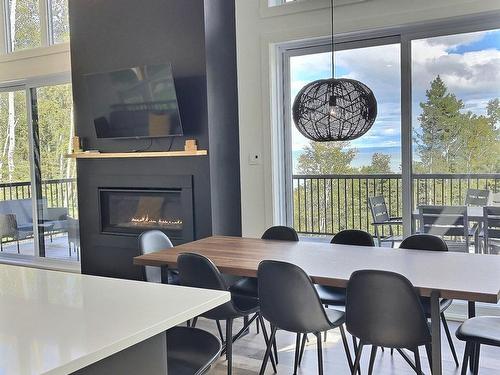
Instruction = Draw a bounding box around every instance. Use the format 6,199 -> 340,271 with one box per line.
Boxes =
130,215 -> 183,227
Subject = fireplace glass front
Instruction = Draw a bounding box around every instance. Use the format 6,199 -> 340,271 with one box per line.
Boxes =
100,188 -> 184,236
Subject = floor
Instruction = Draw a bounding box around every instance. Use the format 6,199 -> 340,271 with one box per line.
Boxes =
196,316 -> 500,375
0,234 -> 79,261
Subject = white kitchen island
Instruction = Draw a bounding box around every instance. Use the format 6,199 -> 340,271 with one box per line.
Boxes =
0,264 -> 230,375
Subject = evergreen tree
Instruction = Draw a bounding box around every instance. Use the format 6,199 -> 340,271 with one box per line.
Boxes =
415,76 -> 464,173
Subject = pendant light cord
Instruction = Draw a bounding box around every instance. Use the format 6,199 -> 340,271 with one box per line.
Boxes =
331,0 -> 335,78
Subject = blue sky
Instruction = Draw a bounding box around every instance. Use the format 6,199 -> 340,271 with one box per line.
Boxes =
290,29 -> 500,173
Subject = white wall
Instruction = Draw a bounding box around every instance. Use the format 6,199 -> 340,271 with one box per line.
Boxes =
235,0 -> 500,237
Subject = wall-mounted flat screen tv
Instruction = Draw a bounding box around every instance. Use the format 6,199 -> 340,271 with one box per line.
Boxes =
85,63 -> 183,139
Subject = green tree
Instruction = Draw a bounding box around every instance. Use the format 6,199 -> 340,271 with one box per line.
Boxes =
415,76 -> 499,174
415,76 -> 464,173
487,98 -> 500,127
297,141 -> 357,175
360,153 -> 392,174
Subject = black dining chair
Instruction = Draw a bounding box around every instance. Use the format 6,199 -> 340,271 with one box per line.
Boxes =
177,252 -> 262,375
138,230 -> 177,284
456,316 -> 500,375
167,326 -> 222,375
400,234 -> 459,367
346,270 -> 432,375
229,225 -> 299,299
229,225 -> 298,368
315,230 -> 375,308
258,260 -> 353,375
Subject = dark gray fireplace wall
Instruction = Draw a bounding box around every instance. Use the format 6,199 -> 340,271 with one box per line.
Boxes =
69,0 -> 241,279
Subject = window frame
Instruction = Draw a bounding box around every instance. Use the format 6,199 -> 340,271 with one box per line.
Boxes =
1,0 -> 68,55
279,12 -> 500,235
0,72 -> 76,269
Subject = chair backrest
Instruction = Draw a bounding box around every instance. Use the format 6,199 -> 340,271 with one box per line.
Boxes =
346,270 -> 431,348
418,205 -> 469,239
491,192 -> 500,207
177,253 -> 237,320
369,196 -> 390,224
138,230 -> 173,283
331,229 -> 375,247
257,260 -> 331,333
465,189 -> 490,207
484,206 -> 500,244
400,234 -> 448,252
0,214 -> 17,238
0,199 -> 33,225
261,226 -> 299,241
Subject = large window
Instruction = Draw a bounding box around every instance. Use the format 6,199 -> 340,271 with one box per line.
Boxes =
0,78 -> 78,262
2,0 -> 69,53
287,41 -> 401,235
411,29 -> 500,206
282,19 -> 500,250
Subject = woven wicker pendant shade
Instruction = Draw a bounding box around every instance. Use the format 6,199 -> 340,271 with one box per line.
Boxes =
292,78 -> 377,142
292,0 -> 377,142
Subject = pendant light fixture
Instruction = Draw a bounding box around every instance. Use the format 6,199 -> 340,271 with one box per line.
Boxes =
292,0 -> 377,142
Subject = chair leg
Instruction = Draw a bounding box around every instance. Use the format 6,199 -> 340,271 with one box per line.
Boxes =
256,316 -> 260,334
339,325 -> 354,372
226,318 -> 233,375
191,316 -> 198,328
258,315 -> 277,373
273,335 -> 279,365
315,332 -> 323,375
17,240 -> 20,254
352,341 -> 364,375
351,336 -> 361,375
414,348 -> 422,375
425,343 -> 432,371
299,331 -> 307,365
461,342 -> 472,375
259,325 -> 277,375
441,312 -> 459,367
368,346 -> 377,375
473,344 -> 481,375
324,330 -> 327,342
293,333 -> 301,375
391,348 -> 394,355
216,320 -> 225,343
470,342 -> 476,372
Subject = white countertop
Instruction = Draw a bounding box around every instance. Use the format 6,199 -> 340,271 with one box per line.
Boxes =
0,264 -> 230,375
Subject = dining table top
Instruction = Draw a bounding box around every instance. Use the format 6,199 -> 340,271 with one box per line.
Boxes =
134,235 -> 500,304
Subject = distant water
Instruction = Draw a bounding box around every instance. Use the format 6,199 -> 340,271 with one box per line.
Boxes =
292,146 -> 402,173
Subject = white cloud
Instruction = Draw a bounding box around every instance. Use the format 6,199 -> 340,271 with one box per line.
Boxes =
289,29 -> 500,163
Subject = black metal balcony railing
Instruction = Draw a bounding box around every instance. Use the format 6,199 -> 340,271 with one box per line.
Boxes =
292,173 -> 500,236
0,178 -> 78,218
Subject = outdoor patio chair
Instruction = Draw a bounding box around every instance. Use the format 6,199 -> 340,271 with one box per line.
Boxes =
418,205 -> 478,253
465,189 -> 491,207
0,213 -> 20,253
482,206 -> 500,255
368,196 -> 402,247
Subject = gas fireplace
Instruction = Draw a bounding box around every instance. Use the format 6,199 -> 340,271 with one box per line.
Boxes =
99,188 -> 192,239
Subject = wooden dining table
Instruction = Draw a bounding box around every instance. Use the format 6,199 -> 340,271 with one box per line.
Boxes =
134,235 -> 500,375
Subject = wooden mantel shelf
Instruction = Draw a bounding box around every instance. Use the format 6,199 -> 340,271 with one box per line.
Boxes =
66,150 -> 208,159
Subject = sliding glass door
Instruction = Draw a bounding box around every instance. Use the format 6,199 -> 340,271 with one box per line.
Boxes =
282,18 -> 500,251
0,78 -> 78,262
0,87 -> 34,255
411,28 -> 500,252
285,38 -> 402,237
